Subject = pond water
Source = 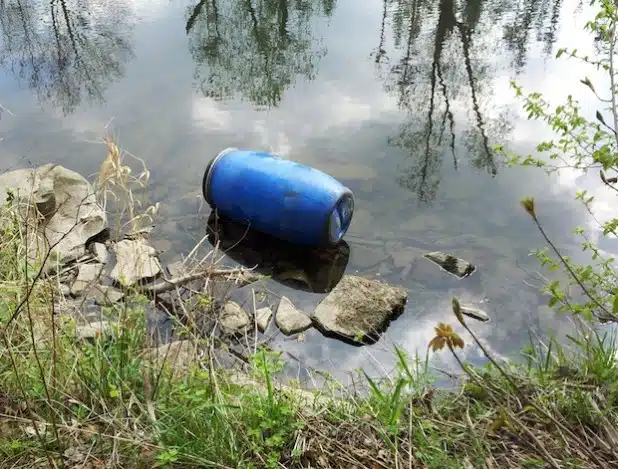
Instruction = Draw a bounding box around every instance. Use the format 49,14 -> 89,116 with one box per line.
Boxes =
0,0 -> 615,386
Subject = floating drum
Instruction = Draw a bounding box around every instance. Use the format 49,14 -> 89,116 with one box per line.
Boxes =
202,148 -> 354,247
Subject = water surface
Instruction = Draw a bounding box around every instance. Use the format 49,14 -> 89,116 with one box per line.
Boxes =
0,0 -> 612,385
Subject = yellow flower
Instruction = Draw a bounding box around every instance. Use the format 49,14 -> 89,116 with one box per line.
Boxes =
428,323 -> 464,352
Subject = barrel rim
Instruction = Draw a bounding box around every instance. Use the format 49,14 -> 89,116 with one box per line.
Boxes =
325,189 -> 355,245
202,147 -> 238,207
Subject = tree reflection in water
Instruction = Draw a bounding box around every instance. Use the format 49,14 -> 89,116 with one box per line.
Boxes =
374,0 -> 564,203
0,0 -> 135,115
185,0 -> 336,109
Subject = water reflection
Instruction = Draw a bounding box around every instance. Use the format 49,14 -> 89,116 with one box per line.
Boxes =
502,0 -> 564,71
375,0 -> 563,203
185,0 -> 336,108
0,0 -> 135,116
206,211 -> 350,293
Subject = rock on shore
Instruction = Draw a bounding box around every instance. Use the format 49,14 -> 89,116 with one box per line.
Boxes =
312,275 -> 408,345
0,163 -> 107,264
276,296 -> 312,335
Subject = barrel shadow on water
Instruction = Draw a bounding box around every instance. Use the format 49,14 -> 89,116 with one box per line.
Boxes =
206,210 -> 350,294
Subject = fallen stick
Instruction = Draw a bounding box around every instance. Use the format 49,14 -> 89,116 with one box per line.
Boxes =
144,268 -> 264,295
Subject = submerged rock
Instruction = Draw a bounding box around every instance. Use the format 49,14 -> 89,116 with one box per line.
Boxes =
275,296 -> 312,335
0,164 -> 108,265
219,301 -> 251,335
312,275 -> 407,345
110,239 -> 162,286
255,306 -> 273,332
423,251 -> 476,278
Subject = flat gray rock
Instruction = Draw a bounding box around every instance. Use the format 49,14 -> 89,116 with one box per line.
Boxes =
166,260 -> 189,278
275,296 -> 312,335
147,340 -> 199,369
423,251 -> 476,278
110,239 -> 162,286
312,275 -> 407,345
255,306 -> 273,332
76,321 -> 111,340
87,285 -> 124,306
219,301 -> 250,335
70,263 -> 104,296
90,242 -> 109,264
0,164 -> 108,265
59,283 -> 72,297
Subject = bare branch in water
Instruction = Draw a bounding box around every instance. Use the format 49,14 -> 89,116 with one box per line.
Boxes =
144,268 -> 262,295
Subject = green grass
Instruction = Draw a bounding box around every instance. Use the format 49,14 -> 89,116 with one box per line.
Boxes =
4,4 -> 618,459
1,237 -> 617,469
0,150 -> 617,469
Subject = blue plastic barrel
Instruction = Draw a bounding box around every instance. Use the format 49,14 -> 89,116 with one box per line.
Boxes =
202,148 -> 354,247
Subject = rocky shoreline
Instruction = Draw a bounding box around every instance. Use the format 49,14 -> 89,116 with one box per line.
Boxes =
0,163 -> 489,374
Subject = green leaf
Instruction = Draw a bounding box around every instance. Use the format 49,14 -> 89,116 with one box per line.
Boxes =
363,371 -> 385,403
613,294 -> 618,315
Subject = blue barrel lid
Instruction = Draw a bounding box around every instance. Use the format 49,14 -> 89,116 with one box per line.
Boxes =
202,147 -> 238,207
328,193 -> 354,244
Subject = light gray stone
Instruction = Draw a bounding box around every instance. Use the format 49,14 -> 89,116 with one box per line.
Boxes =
110,239 -> 162,286
0,164 -> 108,265
76,321 -> 111,340
147,340 -> 199,369
166,260 -> 188,278
87,285 -> 124,306
90,242 -> 109,264
423,251 -> 476,278
59,283 -> 72,297
54,298 -> 82,317
70,263 -> 104,296
275,296 -> 312,335
255,306 -> 273,332
220,301 -> 250,335
312,275 -> 407,345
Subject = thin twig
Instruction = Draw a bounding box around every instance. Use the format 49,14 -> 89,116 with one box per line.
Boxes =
0,335 -> 57,469
608,20 -> 618,149
530,213 -> 613,320
447,344 -> 562,469
0,103 -> 15,116
456,309 -> 609,468
143,268 -> 260,295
